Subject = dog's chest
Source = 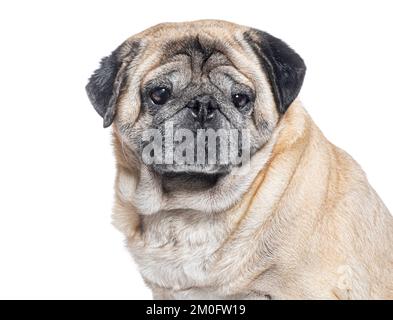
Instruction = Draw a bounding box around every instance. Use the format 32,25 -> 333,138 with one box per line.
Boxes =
129,212 -> 228,294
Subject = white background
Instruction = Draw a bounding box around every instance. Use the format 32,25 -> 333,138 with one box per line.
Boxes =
0,0 -> 392,299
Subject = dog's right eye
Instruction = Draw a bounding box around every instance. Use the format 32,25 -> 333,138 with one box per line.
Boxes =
150,87 -> 171,105
232,93 -> 250,109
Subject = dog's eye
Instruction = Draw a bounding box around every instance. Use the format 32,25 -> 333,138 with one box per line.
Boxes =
150,87 -> 171,105
232,93 -> 250,109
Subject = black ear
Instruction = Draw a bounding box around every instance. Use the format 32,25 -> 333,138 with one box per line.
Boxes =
244,30 -> 306,113
86,41 -> 140,127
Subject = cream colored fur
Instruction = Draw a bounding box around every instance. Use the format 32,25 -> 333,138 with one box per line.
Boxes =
108,20 -> 393,300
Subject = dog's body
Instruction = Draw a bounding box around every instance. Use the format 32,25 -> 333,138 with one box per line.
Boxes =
87,20 -> 393,299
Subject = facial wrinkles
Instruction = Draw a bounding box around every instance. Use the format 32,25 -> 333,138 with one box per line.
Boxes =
145,51 -> 253,128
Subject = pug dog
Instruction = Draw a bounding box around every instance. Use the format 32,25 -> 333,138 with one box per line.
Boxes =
86,20 -> 393,299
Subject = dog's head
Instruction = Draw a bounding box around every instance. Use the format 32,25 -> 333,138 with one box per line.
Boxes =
86,20 -> 306,176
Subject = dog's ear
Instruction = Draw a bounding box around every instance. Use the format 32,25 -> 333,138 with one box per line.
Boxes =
244,30 -> 306,114
86,41 -> 140,128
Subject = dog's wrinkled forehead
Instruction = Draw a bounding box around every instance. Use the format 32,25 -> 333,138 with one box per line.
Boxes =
162,36 -> 223,60
141,36 -> 255,99
167,39 -> 230,72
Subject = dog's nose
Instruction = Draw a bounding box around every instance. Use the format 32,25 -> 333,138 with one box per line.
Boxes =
186,95 -> 217,123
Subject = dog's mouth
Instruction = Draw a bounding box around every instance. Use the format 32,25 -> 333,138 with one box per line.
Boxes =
140,138 -> 249,174
139,123 -> 251,176
151,162 -> 232,175
157,170 -> 226,192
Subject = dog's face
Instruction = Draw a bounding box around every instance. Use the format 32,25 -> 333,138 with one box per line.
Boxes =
86,20 -> 306,176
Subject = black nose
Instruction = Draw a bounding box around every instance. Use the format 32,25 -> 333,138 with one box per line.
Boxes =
186,95 -> 217,123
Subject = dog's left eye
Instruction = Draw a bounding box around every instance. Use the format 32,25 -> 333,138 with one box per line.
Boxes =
232,93 -> 250,109
150,87 -> 171,105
